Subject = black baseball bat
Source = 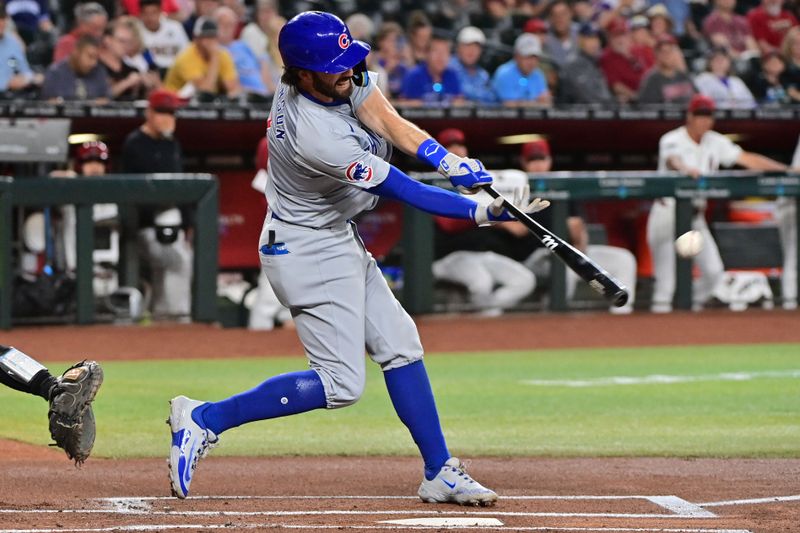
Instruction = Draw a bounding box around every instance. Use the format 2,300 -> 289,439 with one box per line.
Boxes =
484,186 -> 629,308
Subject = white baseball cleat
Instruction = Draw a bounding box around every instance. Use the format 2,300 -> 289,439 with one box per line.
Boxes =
167,395 -> 218,499
418,457 -> 498,506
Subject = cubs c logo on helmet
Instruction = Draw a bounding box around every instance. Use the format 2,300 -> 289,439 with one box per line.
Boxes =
338,33 -> 351,49
346,161 -> 373,182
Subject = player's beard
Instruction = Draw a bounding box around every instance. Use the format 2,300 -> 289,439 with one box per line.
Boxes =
311,72 -> 354,100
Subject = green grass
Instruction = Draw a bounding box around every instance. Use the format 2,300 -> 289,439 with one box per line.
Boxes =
1,343 -> 799,459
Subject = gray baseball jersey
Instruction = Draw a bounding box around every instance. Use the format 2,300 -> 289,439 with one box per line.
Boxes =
258,76 -> 423,408
265,76 -> 393,228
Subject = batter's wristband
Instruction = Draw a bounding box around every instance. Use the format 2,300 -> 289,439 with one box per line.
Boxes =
416,139 -> 448,169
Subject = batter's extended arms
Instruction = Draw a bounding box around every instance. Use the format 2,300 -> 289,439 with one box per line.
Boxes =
484,186 -> 629,308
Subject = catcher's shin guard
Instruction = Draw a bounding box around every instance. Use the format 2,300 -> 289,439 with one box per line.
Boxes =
48,361 -> 104,465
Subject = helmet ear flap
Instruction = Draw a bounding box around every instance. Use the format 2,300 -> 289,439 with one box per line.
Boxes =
352,60 -> 369,87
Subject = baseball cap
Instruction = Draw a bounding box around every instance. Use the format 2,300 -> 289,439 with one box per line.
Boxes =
606,18 -> 629,36
437,128 -> 466,148
578,23 -> 601,38
630,15 -> 649,29
148,89 -> 183,113
647,3 -> 672,20
687,94 -> 716,115
521,139 -> 550,160
514,33 -> 542,57
457,26 -> 486,45
193,17 -> 218,38
77,141 -> 109,163
523,18 -> 548,34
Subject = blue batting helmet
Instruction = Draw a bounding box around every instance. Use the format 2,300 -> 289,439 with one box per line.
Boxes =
278,11 -> 371,74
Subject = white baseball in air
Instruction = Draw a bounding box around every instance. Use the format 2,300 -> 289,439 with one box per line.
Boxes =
675,230 -> 703,258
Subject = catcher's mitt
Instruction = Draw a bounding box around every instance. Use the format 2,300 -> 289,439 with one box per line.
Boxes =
48,360 -> 103,465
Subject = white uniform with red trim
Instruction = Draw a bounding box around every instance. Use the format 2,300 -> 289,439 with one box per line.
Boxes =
776,137 -> 799,309
260,77 -> 424,408
647,126 -> 742,312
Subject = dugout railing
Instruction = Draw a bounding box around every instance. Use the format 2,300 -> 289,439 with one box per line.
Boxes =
0,174 -> 219,329
403,171 -> 800,314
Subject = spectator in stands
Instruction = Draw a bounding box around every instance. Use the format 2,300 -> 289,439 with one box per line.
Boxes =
572,0 -> 594,24
694,46 -> 756,108
491,33 -> 552,106
138,0 -> 190,74
53,2 -> 108,63
596,0 -> 646,31
41,34 -> 110,101
647,4 -> 675,40
630,15 -> 656,51
782,26 -> 800,102
429,0 -> 479,30
345,13 -> 375,42
543,0 -> 578,68
214,5 -> 273,99
121,89 -> 191,317
406,10 -> 433,65
558,23 -> 614,104
747,50 -> 790,103
637,34 -> 696,105
4,0 -> 54,45
517,139 -> 637,315
450,26 -> 496,104
703,0 -> 759,61
600,18 -> 654,103
122,0 -> 182,18
183,0 -> 221,40
240,0 -> 283,71
99,20 -> 151,100
164,17 -> 240,101
399,35 -> 463,105
431,128 -> 537,316
747,0 -> 798,54
0,4 -> 43,96
116,16 -> 160,76
374,22 -> 411,98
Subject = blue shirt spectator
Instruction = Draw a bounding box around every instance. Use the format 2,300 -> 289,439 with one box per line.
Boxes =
449,26 -> 496,104
226,40 -> 268,96
215,5 -> 273,97
491,34 -> 551,105
399,36 -> 462,105
5,0 -> 52,44
0,7 -> 36,91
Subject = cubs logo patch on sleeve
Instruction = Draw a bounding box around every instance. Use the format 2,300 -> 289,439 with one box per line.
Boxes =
346,161 -> 373,182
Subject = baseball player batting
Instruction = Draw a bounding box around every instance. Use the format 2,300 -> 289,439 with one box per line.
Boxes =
647,94 -> 788,312
168,11 -> 548,505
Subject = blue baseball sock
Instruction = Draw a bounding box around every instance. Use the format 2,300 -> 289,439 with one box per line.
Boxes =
384,360 -> 450,481
195,370 -> 327,435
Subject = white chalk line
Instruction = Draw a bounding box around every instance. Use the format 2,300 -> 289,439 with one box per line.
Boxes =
0,509 -> 719,519
522,369 -> 800,387
0,526 -> 754,533
698,494 -> 800,507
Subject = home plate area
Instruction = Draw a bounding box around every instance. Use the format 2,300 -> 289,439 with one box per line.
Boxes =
0,494 -> 768,532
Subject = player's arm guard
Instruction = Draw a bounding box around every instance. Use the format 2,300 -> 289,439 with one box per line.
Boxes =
0,346 -> 47,385
369,166 -> 480,221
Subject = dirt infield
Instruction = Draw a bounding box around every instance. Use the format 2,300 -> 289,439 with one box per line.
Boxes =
1,310 -> 799,532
